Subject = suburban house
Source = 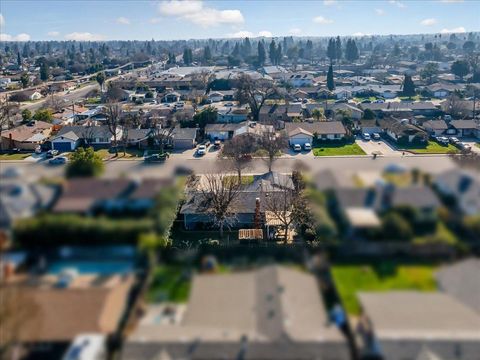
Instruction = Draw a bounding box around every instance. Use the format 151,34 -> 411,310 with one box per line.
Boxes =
122,265 -> 349,360
422,119 -> 449,136
378,117 -> 427,144
205,121 -> 274,141
285,121 -> 346,145
0,180 -> 57,230
449,119 -> 479,138
357,291 -> 480,360
22,89 -> 43,101
259,103 -> 303,124
162,91 -> 181,103
434,169 -> 480,216
426,83 -> 464,98
169,127 -> 197,149
125,128 -> 152,148
333,184 -> 440,235
180,172 -> 294,230
288,72 -> 315,87
207,90 -> 235,103
360,102 -> 441,119
1,120 -> 53,150
53,178 -> 171,215
51,125 -> 123,151
436,258 -> 480,315
355,119 -> 381,135
3,274 -> 133,360
216,105 -> 249,123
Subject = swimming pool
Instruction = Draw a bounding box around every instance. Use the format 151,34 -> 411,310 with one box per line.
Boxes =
47,260 -> 134,275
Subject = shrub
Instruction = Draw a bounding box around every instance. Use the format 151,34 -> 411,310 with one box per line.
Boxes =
14,214 -> 154,246
66,147 -> 104,178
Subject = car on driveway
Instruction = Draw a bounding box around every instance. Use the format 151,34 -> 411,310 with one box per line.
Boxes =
458,143 -> 472,152
197,145 -> 207,156
372,133 -> 381,140
293,144 -> 302,152
437,136 -> 449,145
144,153 -> 167,163
49,156 -> 68,165
304,143 -> 312,151
449,137 -> 460,145
46,149 -> 59,158
362,133 -> 371,141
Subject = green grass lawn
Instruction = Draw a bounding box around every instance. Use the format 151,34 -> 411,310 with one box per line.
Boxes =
225,175 -> 254,185
402,141 -> 458,154
95,148 -> 144,160
313,143 -> 366,156
0,153 -> 31,160
476,143 -> 480,149
331,262 -> 437,315
147,265 -> 191,303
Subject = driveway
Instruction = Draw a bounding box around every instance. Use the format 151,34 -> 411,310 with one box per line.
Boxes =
355,138 -> 401,157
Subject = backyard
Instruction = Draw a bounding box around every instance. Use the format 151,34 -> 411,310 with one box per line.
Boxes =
401,141 -> 458,154
331,262 -> 437,315
313,143 -> 366,156
147,265 -> 191,303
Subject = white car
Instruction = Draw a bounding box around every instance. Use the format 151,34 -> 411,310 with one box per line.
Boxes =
372,133 -> 381,140
362,133 -> 371,141
197,145 -> 206,156
293,144 -> 302,152
304,143 -> 312,151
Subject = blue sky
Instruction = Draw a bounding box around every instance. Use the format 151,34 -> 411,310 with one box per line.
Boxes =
0,0 -> 479,41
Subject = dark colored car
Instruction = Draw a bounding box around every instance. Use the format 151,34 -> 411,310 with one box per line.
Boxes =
144,153 -> 168,163
46,149 -> 59,158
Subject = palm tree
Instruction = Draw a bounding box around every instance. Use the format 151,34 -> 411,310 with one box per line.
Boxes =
311,108 -> 324,121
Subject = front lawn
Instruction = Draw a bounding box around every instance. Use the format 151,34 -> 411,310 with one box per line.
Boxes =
313,143 -> 366,156
0,153 -> 31,160
331,262 -> 437,315
402,141 -> 458,154
147,265 -> 191,303
476,143 -> 480,149
95,148 -> 144,160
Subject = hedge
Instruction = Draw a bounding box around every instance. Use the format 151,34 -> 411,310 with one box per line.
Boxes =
14,214 -> 154,246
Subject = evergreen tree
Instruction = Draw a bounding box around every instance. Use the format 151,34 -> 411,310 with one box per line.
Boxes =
269,40 -> 277,65
327,38 -> 336,63
276,44 -> 282,65
257,41 -> 266,66
335,36 -> 342,61
203,45 -> 212,64
242,37 -> 252,58
345,39 -> 359,62
40,60 -> 49,81
327,64 -> 335,91
402,75 -> 416,97
17,52 -> 21,66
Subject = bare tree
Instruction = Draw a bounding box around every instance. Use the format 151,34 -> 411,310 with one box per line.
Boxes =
222,134 -> 257,181
0,100 -> 18,151
104,102 -> 122,156
259,132 -> 288,172
151,116 -> 177,154
199,173 -> 241,238
191,69 -> 214,92
42,94 -> 64,112
236,73 -> 277,122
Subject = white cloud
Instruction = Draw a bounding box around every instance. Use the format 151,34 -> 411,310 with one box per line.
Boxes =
0,33 -> 31,41
158,0 -> 243,27
258,30 -> 272,37
158,0 -> 203,16
439,0 -> 463,2
64,32 -> 105,41
313,16 -> 334,24
440,26 -> 466,33
47,31 -> 60,37
288,28 -> 302,36
389,0 -> 406,8
0,14 -> 4,27
352,32 -> 370,37
116,16 -> 131,25
228,30 -> 273,38
421,18 -> 437,26
375,8 -> 385,15
323,0 -> 337,5
149,17 -> 162,24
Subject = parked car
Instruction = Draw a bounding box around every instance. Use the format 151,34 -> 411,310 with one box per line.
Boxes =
293,144 -> 302,152
213,140 -> 221,150
362,133 -> 371,141
144,153 -> 167,163
372,133 -> 381,140
304,143 -> 312,151
449,137 -> 460,145
174,165 -> 194,175
197,145 -> 206,156
49,156 -> 68,165
374,99 -> 385,103
46,149 -> 59,158
35,146 -> 42,154
437,136 -> 449,145
458,143 -> 472,151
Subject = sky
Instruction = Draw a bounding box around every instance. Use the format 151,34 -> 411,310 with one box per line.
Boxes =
0,0 -> 479,41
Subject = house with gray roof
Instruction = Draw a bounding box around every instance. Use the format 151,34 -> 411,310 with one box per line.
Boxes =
122,266 -> 349,360
357,291 -> 480,360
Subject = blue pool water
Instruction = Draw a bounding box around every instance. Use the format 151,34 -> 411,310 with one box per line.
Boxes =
47,260 -> 133,275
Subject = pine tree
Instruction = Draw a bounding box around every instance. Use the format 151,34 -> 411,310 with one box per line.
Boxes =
243,37 -> 252,58
269,40 -> 277,65
327,38 -> 336,63
203,46 -> 212,64
276,44 -> 282,65
402,75 -> 416,97
327,64 -> 335,91
17,52 -> 21,66
257,41 -> 266,66
335,36 -> 342,61
40,60 -> 49,81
